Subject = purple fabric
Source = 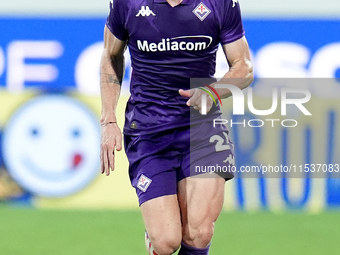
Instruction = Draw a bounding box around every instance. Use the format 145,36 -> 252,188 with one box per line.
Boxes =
106,0 -> 245,135
125,121 -> 234,205
178,242 -> 210,255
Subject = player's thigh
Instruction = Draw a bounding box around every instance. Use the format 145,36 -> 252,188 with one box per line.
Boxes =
177,174 -> 225,240
141,194 -> 182,244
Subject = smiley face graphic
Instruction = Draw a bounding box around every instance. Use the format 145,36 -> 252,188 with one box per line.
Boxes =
2,94 -> 100,197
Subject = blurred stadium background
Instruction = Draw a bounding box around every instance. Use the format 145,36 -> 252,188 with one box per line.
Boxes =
0,0 -> 340,254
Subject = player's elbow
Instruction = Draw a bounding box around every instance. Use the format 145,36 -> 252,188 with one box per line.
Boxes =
100,49 -> 112,70
243,59 -> 254,88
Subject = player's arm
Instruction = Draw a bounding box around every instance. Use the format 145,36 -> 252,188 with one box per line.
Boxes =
100,25 -> 127,176
213,35 -> 254,98
179,36 -> 253,113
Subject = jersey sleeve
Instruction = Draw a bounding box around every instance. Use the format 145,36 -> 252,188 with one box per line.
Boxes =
219,0 -> 245,45
106,0 -> 129,41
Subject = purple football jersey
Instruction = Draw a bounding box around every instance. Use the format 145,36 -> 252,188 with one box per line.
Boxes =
106,0 -> 245,135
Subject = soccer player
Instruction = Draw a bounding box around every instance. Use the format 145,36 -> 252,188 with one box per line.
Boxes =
100,0 -> 253,254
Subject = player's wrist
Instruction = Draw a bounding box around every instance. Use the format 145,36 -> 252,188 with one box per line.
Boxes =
205,83 -> 218,101
100,112 -> 117,125
101,121 -> 117,127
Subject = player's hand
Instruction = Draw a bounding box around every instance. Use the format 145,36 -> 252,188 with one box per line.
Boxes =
179,88 -> 214,114
100,123 -> 122,176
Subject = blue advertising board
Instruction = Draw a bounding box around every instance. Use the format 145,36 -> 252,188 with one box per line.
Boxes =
0,18 -> 339,91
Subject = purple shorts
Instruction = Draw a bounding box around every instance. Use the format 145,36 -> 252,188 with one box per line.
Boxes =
124,121 -> 234,205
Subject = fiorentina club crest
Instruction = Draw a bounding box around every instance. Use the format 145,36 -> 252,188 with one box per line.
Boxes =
137,174 -> 152,192
193,2 -> 211,21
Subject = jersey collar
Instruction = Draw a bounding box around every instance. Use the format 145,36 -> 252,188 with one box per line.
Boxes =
154,0 -> 189,5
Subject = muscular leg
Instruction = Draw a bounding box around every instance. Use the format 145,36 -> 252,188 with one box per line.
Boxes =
178,174 -> 225,251
141,194 -> 182,255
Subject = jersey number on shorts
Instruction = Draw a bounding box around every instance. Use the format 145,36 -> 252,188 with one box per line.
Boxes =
209,132 -> 233,152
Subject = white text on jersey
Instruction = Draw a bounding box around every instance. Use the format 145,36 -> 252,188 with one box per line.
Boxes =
137,36 -> 213,52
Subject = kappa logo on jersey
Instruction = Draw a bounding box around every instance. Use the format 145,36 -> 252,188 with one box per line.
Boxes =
136,6 -> 156,17
223,154 -> 235,166
137,174 -> 152,192
192,2 -> 211,21
232,0 -> 238,8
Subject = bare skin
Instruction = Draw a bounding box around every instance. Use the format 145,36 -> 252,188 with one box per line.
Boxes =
100,26 -> 126,176
179,36 -> 253,114
100,18 -> 253,255
167,0 -> 184,7
177,174 -> 226,248
141,195 -> 182,254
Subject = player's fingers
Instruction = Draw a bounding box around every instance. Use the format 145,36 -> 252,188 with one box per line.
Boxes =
189,89 -> 203,106
186,89 -> 198,106
105,154 -> 110,176
103,146 -> 110,176
198,96 -> 213,114
179,89 -> 191,98
108,148 -> 115,173
191,91 -> 203,109
115,135 -> 122,151
100,149 -> 105,174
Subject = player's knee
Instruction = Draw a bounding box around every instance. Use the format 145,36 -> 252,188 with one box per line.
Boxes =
183,222 -> 214,248
149,233 -> 181,255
